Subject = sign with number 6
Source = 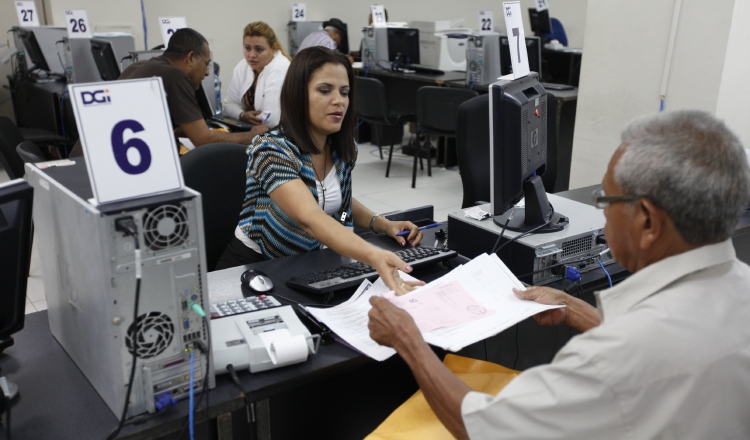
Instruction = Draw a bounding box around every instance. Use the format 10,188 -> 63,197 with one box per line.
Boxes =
69,79 -> 184,204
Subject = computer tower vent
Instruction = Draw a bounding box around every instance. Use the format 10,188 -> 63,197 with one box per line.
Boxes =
126,312 -> 175,358
562,236 -> 592,257
142,204 -> 189,251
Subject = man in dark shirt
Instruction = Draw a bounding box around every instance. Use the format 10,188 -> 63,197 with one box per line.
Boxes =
119,28 -> 267,148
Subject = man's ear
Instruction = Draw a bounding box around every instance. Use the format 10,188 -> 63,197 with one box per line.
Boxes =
637,199 -> 665,250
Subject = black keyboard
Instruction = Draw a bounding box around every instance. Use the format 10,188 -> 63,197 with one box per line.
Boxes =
402,64 -> 445,75
286,247 -> 457,294
540,82 -> 575,91
209,294 -> 282,319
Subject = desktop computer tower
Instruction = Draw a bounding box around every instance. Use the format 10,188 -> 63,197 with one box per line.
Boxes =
362,26 -> 389,68
63,34 -> 135,83
448,195 -> 615,286
25,162 -> 215,418
465,34 -> 501,86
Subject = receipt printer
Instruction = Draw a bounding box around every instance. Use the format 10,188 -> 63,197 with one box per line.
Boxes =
212,306 -> 320,374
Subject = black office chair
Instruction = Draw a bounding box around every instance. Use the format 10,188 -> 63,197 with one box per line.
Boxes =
0,116 -> 70,159
180,143 -> 249,271
414,86 -> 478,188
16,141 -> 47,164
456,93 -> 558,209
354,76 -> 416,176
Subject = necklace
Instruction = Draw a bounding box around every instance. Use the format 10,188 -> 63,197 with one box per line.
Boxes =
313,149 -> 328,210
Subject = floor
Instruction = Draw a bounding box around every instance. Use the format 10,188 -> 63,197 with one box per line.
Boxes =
2,141 -> 464,315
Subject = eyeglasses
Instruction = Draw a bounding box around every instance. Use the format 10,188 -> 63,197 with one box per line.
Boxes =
196,54 -> 212,72
591,188 -> 642,209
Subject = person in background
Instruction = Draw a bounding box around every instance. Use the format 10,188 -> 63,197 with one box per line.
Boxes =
351,9 -> 389,60
368,110 -> 750,439
119,28 -> 267,149
223,21 -> 291,130
297,18 -> 350,58
217,47 -> 423,295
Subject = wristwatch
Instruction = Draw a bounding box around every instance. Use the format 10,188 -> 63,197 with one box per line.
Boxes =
369,214 -> 382,234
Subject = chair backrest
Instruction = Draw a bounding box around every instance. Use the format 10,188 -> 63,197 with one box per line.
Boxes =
456,92 -> 558,209
417,86 -> 478,137
180,143 -> 249,271
0,117 -> 27,179
16,141 -> 47,164
354,76 -> 391,123
544,18 -> 568,47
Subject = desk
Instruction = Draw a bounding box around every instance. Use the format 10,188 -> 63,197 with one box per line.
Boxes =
1,210 -> 622,439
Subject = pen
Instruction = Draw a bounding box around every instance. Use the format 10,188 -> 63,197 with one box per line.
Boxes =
396,222 -> 443,237
262,112 -> 271,124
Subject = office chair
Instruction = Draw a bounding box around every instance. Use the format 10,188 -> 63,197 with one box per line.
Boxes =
353,76 -> 416,176
0,117 -> 68,175
180,143 -> 249,271
16,141 -> 47,164
544,18 -> 568,47
456,93 -> 558,209
414,86 -> 478,188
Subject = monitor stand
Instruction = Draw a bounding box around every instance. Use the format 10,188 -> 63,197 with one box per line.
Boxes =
493,175 -> 568,233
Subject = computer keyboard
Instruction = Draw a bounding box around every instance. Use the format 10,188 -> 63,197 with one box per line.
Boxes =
402,64 -> 445,75
540,82 -> 575,91
209,294 -> 282,319
286,246 -> 457,294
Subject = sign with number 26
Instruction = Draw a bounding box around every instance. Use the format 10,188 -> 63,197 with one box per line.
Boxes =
69,78 -> 184,205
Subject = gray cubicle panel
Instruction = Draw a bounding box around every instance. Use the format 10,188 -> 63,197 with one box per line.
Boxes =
287,20 -> 324,56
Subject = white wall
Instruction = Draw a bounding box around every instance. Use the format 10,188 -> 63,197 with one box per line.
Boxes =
570,0 -> 738,188
715,0 -> 750,150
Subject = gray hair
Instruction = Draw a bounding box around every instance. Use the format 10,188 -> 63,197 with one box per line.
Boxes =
324,26 -> 342,37
615,110 -> 750,244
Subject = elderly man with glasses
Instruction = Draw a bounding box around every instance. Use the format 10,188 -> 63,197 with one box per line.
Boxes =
368,110 -> 750,439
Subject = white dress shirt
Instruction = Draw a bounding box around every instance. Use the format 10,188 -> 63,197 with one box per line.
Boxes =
223,51 -> 290,129
462,239 -> 750,439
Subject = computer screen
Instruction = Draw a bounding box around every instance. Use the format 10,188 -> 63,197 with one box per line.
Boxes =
90,39 -> 121,81
0,180 -> 33,352
500,36 -> 542,80
528,8 -> 552,35
17,28 -> 50,72
489,74 -> 565,233
387,28 -> 420,65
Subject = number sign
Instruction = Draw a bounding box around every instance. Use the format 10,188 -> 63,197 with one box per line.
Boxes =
371,5 -> 386,28
64,10 -> 92,39
502,1 -> 530,79
159,17 -> 188,47
536,0 -> 549,12
479,10 -> 494,35
69,79 -> 184,204
15,1 -> 40,27
292,3 -> 307,22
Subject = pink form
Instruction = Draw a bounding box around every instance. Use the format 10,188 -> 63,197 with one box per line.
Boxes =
384,280 -> 495,333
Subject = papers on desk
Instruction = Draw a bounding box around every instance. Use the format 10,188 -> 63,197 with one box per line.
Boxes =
307,254 -> 564,360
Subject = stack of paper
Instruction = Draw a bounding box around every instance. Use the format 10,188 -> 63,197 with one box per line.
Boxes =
306,253 -> 564,360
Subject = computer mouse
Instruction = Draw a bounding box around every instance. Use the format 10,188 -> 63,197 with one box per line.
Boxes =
240,269 -> 274,294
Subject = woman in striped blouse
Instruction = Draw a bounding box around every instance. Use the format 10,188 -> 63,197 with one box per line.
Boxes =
218,47 -> 424,295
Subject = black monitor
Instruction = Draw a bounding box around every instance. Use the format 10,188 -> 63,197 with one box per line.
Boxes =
489,74 -> 566,232
528,8 -> 552,35
90,39 -> 121,81
0,180 -> 33,352
17,28 -> 50,72
387,28 -> 419,65
500,36 -> 542,80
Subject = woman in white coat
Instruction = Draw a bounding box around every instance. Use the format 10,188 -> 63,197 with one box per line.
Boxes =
224,22 -> 291,130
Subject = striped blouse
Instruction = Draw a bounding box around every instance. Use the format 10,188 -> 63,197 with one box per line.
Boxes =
237,130 -> 355,259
